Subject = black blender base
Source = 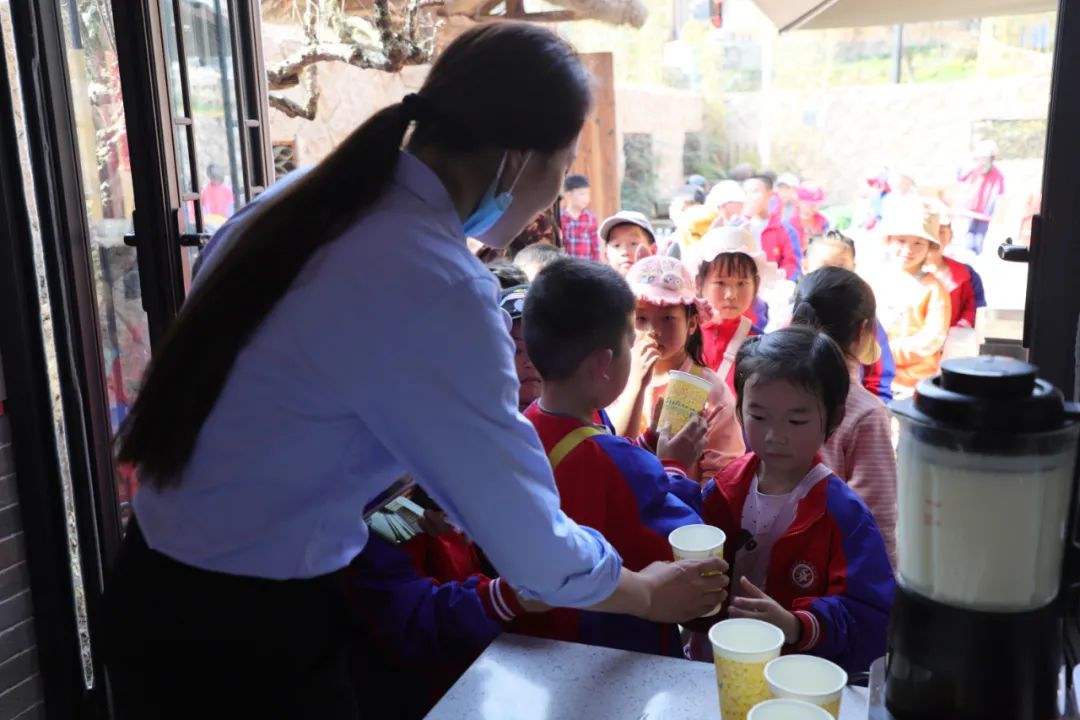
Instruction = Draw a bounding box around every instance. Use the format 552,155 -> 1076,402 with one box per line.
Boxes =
885,587 -> 1062,720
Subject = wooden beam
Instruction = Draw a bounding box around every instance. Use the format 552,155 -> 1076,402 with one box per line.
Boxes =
505,0 -> 524,16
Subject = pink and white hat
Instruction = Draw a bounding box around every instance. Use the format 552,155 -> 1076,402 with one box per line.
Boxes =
626,255 -> 712,316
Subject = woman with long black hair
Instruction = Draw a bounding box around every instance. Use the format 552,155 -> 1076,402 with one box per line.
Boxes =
103,23 -> 727,718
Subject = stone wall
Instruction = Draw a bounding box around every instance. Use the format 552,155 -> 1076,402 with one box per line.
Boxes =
616,84 -> 703,195
720,75 -> 1051,205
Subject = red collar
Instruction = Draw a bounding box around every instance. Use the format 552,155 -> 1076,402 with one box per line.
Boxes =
713,453 -> 830,535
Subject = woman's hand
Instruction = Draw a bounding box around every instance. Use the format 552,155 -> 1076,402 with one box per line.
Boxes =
657,412 -> 708,469
729,576 -> 802,645
629,333 -> 661,391
639,557 -> 730,623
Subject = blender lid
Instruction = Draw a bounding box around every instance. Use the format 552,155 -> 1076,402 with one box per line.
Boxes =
895,356 -> 1069,433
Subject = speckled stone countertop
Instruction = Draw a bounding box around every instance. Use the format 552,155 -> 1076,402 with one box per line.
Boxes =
425,634 -> 869,719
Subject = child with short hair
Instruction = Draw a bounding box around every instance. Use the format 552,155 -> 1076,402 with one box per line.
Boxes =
599,211 -> 656,276
607,255 -> 744,482
513,258 -> 724,656
803,231 -> 896,403
561,175 -> 601,261
791,267 -> 898,567
500,285 -> 542,412
486,260 -> 529,290
879,205 -> 952,393
513,243 -> 564,282
697,327 -> 895,674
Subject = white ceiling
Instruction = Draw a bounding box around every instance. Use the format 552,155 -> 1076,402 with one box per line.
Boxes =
752,0 -> 1057,32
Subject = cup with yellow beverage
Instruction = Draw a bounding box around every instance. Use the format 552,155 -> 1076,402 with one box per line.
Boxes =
667,524 -> 727,616
749,698 -> 833,720
764,655 -> 847,718
657,370 -> 712,435
710,618 -> 785,720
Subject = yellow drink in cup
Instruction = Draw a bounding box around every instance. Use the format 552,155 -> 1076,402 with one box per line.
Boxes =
668,524 -> 727,616
657,370 -> 712,434
749,699 -> 834,720
710,619 -> 785,719
764,655 -> 847,718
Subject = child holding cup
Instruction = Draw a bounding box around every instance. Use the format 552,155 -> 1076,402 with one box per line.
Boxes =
511,258 -> 728,656
692,327 -> 895,675
607,255 -> 745,482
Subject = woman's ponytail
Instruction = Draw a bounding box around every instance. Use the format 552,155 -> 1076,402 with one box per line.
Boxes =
117,103 -> 415,483
118,23 -> 594,484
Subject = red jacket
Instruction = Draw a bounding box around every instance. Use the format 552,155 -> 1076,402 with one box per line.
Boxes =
758,215 -> 801,280
934,257 -> 977,328
701,454 -> 895,673
512,406 -> 702,657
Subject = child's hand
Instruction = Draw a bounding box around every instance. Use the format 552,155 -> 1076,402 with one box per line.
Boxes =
729,576 -> 802,645
658,412 -> 708,469
629,333 -> 661,391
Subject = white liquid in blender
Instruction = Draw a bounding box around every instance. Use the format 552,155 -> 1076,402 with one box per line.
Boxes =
897,437 -> 1074,611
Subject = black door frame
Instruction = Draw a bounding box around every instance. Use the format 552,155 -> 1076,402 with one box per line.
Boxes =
1028,0 -> 1080,397
0,3 -> 110,717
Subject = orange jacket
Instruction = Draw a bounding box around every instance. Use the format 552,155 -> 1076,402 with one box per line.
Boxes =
886,271 -> 952,390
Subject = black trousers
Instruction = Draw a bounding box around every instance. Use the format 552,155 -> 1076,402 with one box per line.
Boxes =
102,520 -> 360,719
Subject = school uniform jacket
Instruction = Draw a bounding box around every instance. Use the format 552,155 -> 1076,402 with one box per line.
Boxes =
511,406 -> 702,657
702,453 -> 895,673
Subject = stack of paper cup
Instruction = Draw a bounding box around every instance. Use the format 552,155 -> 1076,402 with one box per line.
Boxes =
749,698 -> 834,720
667,524 -> 727,616
765,655 -> 848,718
657,370 -> 712,434
709,618 -> 784,720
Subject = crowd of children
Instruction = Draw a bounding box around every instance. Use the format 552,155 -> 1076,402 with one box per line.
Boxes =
338,164 -> 1002,717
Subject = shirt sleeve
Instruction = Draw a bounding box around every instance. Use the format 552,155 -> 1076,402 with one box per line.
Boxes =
342,276 -> 622,608
843,407 -> 897,568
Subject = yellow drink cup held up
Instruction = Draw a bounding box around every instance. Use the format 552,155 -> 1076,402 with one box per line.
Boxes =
749,698 -> 834,720
657,370 -> 713,435
667,524 -> 726,616
710,619 -> 784,720
764,655 -> 847,718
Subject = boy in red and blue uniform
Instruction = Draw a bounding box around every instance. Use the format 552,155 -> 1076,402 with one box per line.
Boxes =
512,258 -> 714,657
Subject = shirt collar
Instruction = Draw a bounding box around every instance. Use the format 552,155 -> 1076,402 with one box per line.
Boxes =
393,150 -> 459,219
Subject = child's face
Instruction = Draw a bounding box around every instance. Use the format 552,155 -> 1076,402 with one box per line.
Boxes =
510,321 -> 542,411
704,263 -> 756,321
741,378 -> 828,480
890,235 -> 932,275
565,187 -> 591,211
606,225 -> 654,276
635,301 -> 696,363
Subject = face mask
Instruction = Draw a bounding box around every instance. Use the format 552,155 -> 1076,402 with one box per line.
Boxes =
465,152 -> 532,247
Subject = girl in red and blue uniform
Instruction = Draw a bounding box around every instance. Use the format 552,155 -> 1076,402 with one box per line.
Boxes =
691,327 -> 895,674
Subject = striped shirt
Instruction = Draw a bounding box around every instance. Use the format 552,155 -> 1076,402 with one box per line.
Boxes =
820,369 -> 898,568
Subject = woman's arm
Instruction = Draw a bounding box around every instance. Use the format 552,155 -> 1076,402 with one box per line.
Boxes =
344,275 -> 722,620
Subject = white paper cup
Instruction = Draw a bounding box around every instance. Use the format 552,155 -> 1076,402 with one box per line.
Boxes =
749,698 -> 834,720
710,619 -> 785,720
668,524 -> 726,616
765,655 -> 847,718
657,370 -> 713,434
